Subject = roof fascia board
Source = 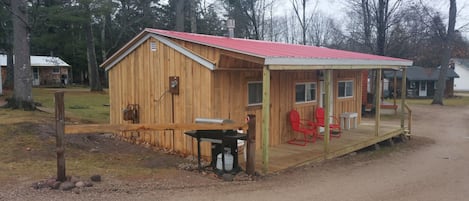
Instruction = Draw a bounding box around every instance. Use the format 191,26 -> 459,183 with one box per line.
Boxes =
268,65 -> 404,71
151,34 -> 215,70
104,34 -> 152,71
265,57 -> 413,67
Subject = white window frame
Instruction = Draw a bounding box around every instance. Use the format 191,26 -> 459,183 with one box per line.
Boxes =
52,67 -> 60,74
338,80 -> 354,98
247,81 -> 263,106
295,82 -> 317,104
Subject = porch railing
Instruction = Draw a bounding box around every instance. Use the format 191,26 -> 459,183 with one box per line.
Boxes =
404,103 -> 412,134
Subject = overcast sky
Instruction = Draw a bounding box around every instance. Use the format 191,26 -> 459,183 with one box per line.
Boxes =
275,0 -> 469,35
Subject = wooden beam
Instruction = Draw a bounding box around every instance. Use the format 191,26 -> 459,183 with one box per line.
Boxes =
246,115 -> 256,175
219,50 -> 265,64
393,71 -> 397,114
400,68 -> 407,129
55,91 -> 66,182
323,69 -> 331,156
261,65 -> 271,174
65,123 -> 248,134
214,67 -> 262,71
375,69 -> 382,136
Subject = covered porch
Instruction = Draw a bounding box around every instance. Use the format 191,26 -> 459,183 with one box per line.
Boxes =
258,64 -> 412,174
250,118 -> 409,173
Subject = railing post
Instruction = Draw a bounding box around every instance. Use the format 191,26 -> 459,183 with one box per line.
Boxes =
246,115 -> 256,175
55,91 -> 66,182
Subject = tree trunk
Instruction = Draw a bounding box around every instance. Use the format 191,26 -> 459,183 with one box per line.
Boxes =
175,0 -> 185,31
84,15 -> 102,91
4,48 -> 14,89
11,0 -> 34,110
190,0 -> 197,33
376,0 -> 387,56
361,0 -> 372,52
432,0 -> 456,105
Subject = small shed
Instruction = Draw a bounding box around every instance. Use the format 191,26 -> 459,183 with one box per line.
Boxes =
384,66 -> 459,98
0,54 -> 71,86
101,29 -> 413,172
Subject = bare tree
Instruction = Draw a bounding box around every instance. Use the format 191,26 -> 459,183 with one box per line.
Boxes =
10,0 -> 34,110
432,0 -> 456,105
291,0 -> 310,45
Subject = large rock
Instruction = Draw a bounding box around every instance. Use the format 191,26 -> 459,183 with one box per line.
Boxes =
59,181 -> 75,191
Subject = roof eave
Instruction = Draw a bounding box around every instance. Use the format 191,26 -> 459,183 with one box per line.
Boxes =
266,58 -> 413,70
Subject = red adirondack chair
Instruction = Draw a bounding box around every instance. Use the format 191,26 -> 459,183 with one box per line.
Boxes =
315,107 -> 341,138
287,109 -> 317,146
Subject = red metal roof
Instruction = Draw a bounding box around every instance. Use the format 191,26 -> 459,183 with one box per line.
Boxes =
146,28 -> 411,63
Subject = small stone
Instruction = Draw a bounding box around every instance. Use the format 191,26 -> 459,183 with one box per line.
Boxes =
51,181 -> 61,189
84,181 -> 94,187
89,148 -> 99,153
31,181 -> 47,189
102,133 -> 113,138
75,181 -> 85,188
222,173 -> 234,182
90,175 -> 101,182
349,152 -> 357,156
45,179 -> 56,187
26,147 -> 31,151
59,181 -> 75,191
70,176 -> 80,183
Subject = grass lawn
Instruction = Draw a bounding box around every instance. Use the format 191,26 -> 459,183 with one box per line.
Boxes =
32,87 -> 110,123
0,87 -> 184,183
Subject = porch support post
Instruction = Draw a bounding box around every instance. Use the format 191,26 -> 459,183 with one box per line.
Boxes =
261,65 -> 270,174
374,69 -> 382,136
323,69 -> 331,156
393,71 -> 397,111
400,67 -> 407,129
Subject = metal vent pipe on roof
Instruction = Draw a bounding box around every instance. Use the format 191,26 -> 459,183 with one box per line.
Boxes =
227,19 -> 235,38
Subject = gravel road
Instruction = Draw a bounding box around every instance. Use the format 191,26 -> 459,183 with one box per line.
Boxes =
1,104 -> 468,201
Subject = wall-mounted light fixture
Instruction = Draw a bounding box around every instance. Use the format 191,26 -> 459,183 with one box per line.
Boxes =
317,70 -> 324,81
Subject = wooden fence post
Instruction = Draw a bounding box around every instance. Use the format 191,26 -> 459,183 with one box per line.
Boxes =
55,91 -> 66,182
246,115 -> 256,175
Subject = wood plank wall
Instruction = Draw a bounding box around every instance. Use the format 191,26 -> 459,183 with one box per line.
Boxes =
108,36 -> 364,157
108,37 -> 215,158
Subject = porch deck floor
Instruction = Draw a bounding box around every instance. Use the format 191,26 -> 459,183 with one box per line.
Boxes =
250,121 -> 405,174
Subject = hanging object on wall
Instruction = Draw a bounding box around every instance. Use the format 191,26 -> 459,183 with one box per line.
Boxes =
123,104 -> 139,123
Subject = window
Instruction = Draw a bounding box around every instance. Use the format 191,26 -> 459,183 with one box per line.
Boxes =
248,82 -> 262,105
338,80 -> 353,98
296,82 -> 316,103
52,67 -> 60,74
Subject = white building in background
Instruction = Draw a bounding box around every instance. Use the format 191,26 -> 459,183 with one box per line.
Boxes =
451,58 -> 469,92
0,54 -> 71,86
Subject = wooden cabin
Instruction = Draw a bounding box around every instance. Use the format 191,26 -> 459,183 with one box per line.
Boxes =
383,66 -> 459,98
101,29 -> 413,173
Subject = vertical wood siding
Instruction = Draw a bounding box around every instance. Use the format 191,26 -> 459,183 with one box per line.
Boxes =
108,36 -> 364,157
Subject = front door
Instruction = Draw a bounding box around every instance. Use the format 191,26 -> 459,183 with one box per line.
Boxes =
32,67 -> 40,86
319,80 -> 333,116
419,81 -> 427,97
